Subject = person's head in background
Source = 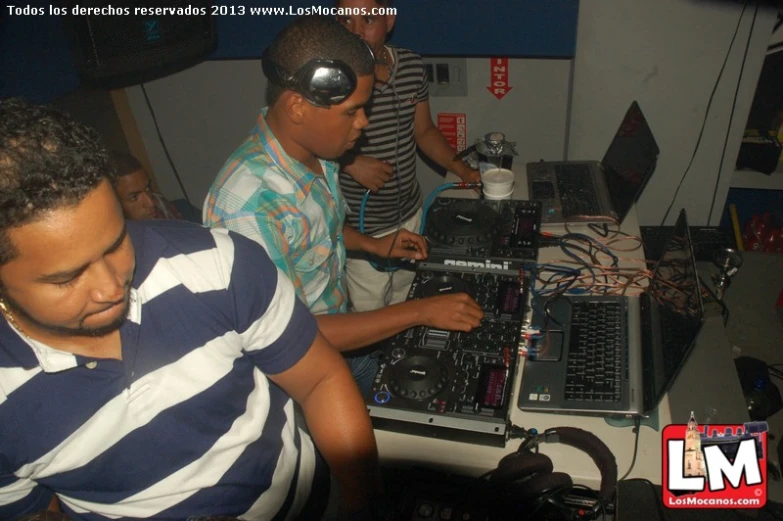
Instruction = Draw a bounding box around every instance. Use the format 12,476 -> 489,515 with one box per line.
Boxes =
335,0 -> 395,57
263,15 -> 375,161
110,151 -> 158,220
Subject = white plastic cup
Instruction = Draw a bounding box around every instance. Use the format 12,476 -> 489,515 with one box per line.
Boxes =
484,189 -> 515,201
481,168 -> 515,200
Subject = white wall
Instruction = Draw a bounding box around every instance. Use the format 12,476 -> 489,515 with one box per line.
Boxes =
126,60 -> 266,208
126,57 -> 570,211
415,58 -> 571,199
771,17 -> 783,48
568,0 -> 778,226
128,0 -> 779,227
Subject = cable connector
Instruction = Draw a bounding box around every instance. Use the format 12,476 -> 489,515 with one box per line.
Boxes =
507,424 -> 538,444
537,232 -> 562,248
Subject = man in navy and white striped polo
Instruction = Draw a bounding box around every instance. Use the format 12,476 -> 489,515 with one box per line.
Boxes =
0,99 -> 383,520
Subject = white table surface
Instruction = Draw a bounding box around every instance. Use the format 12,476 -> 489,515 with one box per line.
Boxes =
372,169 -> 670,489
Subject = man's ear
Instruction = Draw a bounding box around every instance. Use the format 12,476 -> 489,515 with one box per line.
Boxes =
385,12 -> 396,33
281,91 -> 307,125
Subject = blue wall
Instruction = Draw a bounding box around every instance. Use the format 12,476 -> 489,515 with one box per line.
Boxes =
213,0 -> 579,58
1,0 -> 578,103
0,3 -> 81,103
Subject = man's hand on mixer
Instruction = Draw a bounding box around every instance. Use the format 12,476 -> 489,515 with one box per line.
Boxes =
417,293 -> 484,332
370,229 -> 428,261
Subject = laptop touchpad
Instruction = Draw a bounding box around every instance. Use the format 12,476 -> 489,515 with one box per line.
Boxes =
530,331 -> 563,362
531,181 -> 556,200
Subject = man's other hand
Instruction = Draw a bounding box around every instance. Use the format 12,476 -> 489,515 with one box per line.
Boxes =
456,166 -> 481,184
344,155 -> 393,193
370,229 -> 427,261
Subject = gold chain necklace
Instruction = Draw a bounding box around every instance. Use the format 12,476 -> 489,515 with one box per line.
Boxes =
375,47 -> 393,86
379,46 -> 393,67
0,298 -> 31,339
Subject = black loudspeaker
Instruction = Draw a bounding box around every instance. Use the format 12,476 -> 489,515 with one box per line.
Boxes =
63,1 -> 217,89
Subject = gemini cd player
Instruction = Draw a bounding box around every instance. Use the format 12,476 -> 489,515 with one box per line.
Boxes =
366,265 -> 531,446
424,198 -> 542,265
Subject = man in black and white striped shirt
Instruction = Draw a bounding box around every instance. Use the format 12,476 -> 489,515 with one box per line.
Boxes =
336,0 -> 481,312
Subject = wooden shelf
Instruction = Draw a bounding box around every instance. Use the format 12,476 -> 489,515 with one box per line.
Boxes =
730,166 -> 783,190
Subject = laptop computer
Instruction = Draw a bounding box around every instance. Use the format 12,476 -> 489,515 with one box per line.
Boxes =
527,101 -> 660,225
517,208 -> 704,417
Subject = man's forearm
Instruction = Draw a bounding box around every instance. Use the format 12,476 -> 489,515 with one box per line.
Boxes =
13,495 -> 65,521
316,300 -> 424,351
342,225 -> 374,254
339,150 -> 358,170
417,126 -> 470,176
299,362 -> 382,513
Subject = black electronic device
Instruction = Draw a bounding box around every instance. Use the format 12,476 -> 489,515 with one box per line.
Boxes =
737,133 -> 782,175
366,265 -> 530,446
424,197 -> 542,267
640,225 -> 737,263
63,0 -> 217,89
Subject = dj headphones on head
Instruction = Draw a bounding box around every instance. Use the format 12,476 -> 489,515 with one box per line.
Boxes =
483,426 -> 618,520
261,37 -> 375,108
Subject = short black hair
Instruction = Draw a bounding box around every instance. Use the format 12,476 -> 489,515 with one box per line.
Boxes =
110,150 -> 144,180
0,98 -> 114,265
264,15 -> 376,106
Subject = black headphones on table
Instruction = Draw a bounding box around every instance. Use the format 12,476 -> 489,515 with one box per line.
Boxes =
261,38 -> 375,108
480,426 -> 618,520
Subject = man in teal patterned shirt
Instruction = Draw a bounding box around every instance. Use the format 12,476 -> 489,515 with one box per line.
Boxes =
204,16 -> 483,396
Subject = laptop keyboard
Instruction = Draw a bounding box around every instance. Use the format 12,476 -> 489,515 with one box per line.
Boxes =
531,180 -> 556,200
565,301 -> 624,403
554,165 -> 601,217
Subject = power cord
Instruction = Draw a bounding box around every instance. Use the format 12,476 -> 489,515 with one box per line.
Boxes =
659,0 -> 750,226
707,1 -> 759,225
353,45 -> 403,305
379,69 -> 403,306
618,416 -> 642,481
139,83 -> 192,206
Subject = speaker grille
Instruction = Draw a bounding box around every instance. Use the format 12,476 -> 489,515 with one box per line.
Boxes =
85,17 -> 210,65
65,0 -> 216,89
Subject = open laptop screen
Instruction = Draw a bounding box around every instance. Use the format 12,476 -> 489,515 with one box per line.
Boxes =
602,101 -> 660,223
645,209 -> 705,411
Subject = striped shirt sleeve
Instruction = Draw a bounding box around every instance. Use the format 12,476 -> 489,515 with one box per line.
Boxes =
214,229 -> 318,375
0,471 -> 53,519
0,363 -> 52,518
416,62 -> 429,103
